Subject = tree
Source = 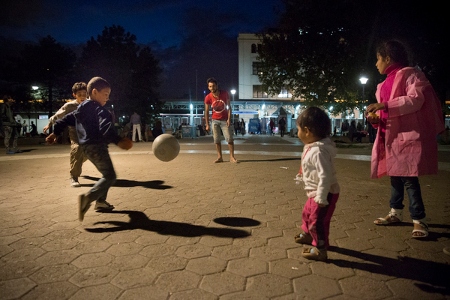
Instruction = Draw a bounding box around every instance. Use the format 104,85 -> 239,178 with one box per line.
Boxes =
257,0 -> 449,114
0,36 -> 76,115
77,25 -> 162,123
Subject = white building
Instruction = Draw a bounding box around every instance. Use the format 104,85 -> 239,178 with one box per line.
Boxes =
237,33 -> 300,133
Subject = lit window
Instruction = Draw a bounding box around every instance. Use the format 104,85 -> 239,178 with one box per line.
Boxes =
253,85 -> 268,98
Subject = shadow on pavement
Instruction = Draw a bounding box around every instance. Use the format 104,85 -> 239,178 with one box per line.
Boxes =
82,175 -> 172,189
328,246 -> 450,295
238,157 -> 300,163
213,217 -> 261,227
85,210 -> 250,238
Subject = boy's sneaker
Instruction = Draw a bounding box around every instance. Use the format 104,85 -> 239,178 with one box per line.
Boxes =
95,200 -> 115,212
302,246 -> 327,261
6,149 -> 15,154
78,194 -> 91,222
70,177 -> 81,188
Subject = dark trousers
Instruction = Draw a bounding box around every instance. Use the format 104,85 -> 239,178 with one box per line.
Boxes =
389,176 -> 425,220
82,144 -> 116,202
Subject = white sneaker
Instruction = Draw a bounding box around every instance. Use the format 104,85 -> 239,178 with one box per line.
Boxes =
70,177 -> 81,188
95,200 -> 115,212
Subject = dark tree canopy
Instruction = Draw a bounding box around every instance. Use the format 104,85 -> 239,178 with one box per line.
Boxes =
77,25 -> 162,122
3,36 -> 77,114
257,0 -> 449,114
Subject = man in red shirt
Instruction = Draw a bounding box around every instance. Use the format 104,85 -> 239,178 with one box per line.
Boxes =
204,77 -> 238,163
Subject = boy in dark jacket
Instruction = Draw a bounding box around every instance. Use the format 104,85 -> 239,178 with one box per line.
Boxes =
46,77 -> 132,221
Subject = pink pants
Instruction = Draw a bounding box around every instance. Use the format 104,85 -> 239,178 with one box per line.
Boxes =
301,193 -> 339,249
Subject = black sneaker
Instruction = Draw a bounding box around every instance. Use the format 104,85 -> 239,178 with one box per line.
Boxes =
78,194 -> 91,222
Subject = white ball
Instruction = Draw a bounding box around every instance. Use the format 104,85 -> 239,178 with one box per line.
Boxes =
152,134 -> 180,162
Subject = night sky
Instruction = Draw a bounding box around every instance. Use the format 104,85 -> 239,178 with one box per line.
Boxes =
2,0 -> 282,48
2,0 -> 283,99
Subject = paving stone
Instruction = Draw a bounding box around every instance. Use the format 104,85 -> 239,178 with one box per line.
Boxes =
69,266 -> 119,287
170,288 -> 218,300
68,283 -> 122,300
340,275 -> 392,299
175,244 -> 213,259
269,258 -> 310,278
186,256 -> 227,275
118,285 -> 170,300
29,263 -> 79,283
0,278 -> 36,300
20,281 -> 78,300
250,245 -> 287,261
111,267 -> 158,289
200,271 -> 246,296
246,273 -> 293,298
211,244 -> 250,260
110,254 -> 150,271
293,274 -> 342,298
227,257 -> 268,277
154,270 -> 201,293
0,260 -> 42,280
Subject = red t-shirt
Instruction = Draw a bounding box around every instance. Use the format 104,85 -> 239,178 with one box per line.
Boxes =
204,90 -> 229,120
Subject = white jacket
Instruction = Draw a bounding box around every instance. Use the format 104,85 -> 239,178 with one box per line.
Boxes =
301,137 -> 340,205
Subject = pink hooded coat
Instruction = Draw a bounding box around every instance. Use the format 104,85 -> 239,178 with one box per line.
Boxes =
371,67 -> 444,179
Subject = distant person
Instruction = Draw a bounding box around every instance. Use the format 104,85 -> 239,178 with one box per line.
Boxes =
152,120 -> 163,139
294,107 -> 339,261
30,121 -> 38,137
278,117 -> 286,137
0,96 -> 22,154
22,120 -> 27,136
43,82 -> 88,187
204,77 -> 238,163
356,121 -> 363,131
46,77 -> 133,221
130,111 -> 143,142
240,118 -> 245,136
269,119 -> 275,135
233,119 -> 240,135
15,119 -> 22,137
348,120 -> 357,142
341,120 -> 349,136
367,40 -> 444,238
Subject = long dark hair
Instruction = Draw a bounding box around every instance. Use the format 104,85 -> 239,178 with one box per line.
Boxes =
376,40 -> 410,66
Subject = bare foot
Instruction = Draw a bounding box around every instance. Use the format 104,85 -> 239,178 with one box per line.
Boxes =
214,158 -> 223,163
230,157 -> 239,163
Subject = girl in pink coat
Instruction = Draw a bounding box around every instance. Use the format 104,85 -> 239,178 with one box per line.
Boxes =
366,40 -> 444,239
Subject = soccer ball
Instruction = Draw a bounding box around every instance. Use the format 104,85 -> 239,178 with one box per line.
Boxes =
152,134 -> 180,162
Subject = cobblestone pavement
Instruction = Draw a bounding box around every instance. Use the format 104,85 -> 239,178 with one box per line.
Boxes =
1,135 -> 449,299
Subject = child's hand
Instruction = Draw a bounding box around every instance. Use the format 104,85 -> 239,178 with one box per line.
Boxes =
118,137 -> 133,150
45,133 -> 57,144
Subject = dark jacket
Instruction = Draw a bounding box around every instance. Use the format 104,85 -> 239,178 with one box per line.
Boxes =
54,100 -> 121,145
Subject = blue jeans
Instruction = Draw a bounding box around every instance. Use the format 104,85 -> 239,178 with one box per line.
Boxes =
389,176 -> 425,220
82,144 -> 116,202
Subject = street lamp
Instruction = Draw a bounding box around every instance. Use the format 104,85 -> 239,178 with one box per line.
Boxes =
359,76 -> 368,120
230,89 -> 236,122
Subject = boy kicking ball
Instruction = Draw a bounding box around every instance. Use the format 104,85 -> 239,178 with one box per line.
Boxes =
46,77 -> 132,221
